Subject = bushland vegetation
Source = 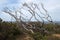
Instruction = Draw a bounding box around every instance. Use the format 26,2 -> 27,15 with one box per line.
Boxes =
0,2 -> 60,40
0,18 -> 60,40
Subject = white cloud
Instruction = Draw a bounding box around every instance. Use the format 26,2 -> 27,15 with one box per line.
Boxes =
42,0 -> 60,11
17,0 -> 41,4
25,0 -> 32,3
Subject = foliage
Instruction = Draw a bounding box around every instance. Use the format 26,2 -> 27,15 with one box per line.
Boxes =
0,18 -> 2,22
0,20 -> 60,40
0,21 -> 22,40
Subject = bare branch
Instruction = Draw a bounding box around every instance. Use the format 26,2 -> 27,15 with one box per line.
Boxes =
2,2 -> 53,34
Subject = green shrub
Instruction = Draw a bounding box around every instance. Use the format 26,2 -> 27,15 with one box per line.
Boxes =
0,22 -> 22,40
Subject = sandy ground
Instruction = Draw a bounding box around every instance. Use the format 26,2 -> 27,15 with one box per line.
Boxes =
52,34 -> 60,38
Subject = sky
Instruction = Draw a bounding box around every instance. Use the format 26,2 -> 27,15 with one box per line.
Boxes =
0,0 -> 60,21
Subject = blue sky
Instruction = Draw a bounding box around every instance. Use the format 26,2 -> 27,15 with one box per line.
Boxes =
0,0 -> 60,21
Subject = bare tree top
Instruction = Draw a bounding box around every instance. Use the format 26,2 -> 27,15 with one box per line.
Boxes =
2,2 -> 53,33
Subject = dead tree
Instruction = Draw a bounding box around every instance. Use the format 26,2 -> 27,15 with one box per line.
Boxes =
2,2 -> 53,33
